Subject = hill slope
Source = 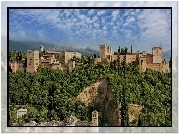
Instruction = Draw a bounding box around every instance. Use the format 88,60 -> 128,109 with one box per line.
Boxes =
9,40 -> 36,52
162,50 -> 171,61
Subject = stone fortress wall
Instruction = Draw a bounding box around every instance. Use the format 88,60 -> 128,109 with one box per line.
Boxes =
96,44 -> 170,73
10,44 -> 170,73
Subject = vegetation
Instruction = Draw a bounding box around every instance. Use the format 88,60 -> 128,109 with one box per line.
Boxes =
9,50 -> 171,126
9,50 -> 26,62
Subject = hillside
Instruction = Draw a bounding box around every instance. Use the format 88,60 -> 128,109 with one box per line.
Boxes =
76,78 -> 143,126
9,64 -> 171,126
162,50 -> 171,61
9,40 -> 36,52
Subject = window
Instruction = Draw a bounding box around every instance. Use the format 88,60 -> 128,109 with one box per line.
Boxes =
30,59 -> 32,60
36,63 -> 38,65
35,59 -> 37,60
29,64 -> 31,65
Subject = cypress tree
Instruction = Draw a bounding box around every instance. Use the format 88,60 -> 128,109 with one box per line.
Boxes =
118,46 -> 120,75
94,53 -> 96,58
120,48 -> 129,126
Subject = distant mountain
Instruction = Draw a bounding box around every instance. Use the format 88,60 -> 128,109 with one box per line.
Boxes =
162,50 -> 171,61
9,40 -> 36,52
9,39 -> 171,60
20,40 -> 54,50
9,40 -> 99,56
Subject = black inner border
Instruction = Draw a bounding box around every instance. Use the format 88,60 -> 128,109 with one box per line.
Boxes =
7,7 -> 172,127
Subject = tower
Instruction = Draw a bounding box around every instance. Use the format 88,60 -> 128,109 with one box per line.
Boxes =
92,110 -> 98,126
99,45 -> 112,61
99,45 -> 106,60
152,46 -> 162,63
26,50 -> 39,73
40,45 -> 44,52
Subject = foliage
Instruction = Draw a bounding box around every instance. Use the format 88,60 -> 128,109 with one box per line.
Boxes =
9,56 -> 171,126
107,65 -> 171,126
9,50 -> 27,62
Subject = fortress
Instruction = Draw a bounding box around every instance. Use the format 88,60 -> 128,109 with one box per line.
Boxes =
93,45 -> 170,73
10,44 -> 170,73
10,45 -> 80,73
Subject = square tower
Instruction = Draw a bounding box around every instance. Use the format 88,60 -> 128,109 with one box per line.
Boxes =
99,45 -> 112,60
152,46 -> 162,63
26,50 -> 39,73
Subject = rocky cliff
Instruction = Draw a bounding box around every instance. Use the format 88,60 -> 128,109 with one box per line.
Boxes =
76,78 -> 143,126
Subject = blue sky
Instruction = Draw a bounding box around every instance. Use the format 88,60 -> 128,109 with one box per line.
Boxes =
9,8 -> 171,53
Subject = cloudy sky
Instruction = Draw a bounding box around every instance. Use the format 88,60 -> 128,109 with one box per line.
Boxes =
2,1 -> 176,55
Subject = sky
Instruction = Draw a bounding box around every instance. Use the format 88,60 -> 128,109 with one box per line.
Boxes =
3,1 -> 176,55
9,8 -> 171,53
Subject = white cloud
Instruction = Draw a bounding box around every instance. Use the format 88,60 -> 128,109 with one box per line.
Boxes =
19,30 -> 27,39
137,9 -> 171,44
127,16 -> 135,23
112,10 -> 119,21
102,26 -> 108,30
101,17 -> 106,25
37,30 -> 46,40
64,9 -> 71,18
123,9 -> 130,17
92,16 -> 98,22
78,14 -> 86,20
97,10 -> 106,16
113,26 -> 117,30
112,10 -> 119,17
88,9 -> 95,16
93,23 -> 100,28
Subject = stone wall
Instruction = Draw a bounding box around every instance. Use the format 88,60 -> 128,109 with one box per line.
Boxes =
146,55 -> 153,63
126,55 -> 137,63
146,63 -> 164,72
11,62 -> 18,73
46,51 -> 65,62
51,64 -> 62,70
64,52 -> 81,63
152,47 -> 162,63
26,50 -> 39,72
111,55 -> 118,61
162,61 -> 170,73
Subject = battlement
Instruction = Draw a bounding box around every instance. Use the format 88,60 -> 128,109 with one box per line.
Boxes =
152,46 -> 162,49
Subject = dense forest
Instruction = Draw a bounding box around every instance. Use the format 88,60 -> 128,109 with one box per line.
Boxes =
9,54 -> 171,126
